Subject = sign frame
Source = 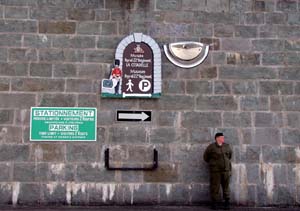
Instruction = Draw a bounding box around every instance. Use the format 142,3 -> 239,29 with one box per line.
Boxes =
30,107 -> 97,142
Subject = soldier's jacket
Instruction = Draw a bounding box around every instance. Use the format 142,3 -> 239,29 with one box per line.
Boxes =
203,143 -> 232,172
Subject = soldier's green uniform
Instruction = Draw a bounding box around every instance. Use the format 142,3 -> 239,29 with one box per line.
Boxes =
203,142 -> 232,204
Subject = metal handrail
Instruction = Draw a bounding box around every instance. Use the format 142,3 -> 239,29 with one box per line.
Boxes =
104,148 -> 158,171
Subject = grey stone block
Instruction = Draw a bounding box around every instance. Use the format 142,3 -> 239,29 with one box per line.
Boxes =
0,110 -> 13,124
287,13 -> 300,25
41,183 -> 66,205
278,26 -> 300,38
226,52 -> 260,65
266,13 -> 287,24
5,6 -> 28,19
194,24 -> 213,37
214,24 -> 234,37
30,63 -> 52,77
0,48 -> 7,62
30,144 -> 65,162
252,39 -> 284,51
78,94 -> 97,107
182,0 -> 206,10
262,52 -> 285,65
88,183 -> 118,205
220,66 -> 276,80
206,0 -> 229,12
0,94 -> 35,109
239,146 -> 261,163
229,0 -> 252,12
186,81 -> 212,95
0,20 -> 37,33
182,112 -> 221,128
189,128 -> 212,144
76,164 -> 115,182
66,79 -> 93,93
235,25 -> 257,38
156,0 -> 181,10
212,52 -> 226,64
0,163 -> 10,182
144,164 -> 179,183
195,11 -> 239,24
97,36 -> 122,49
24,34 -> 51,48
255,128 -> 280,145
67,144 -> 98,162
13,163 -> 35,182
255,112 -> 283,127
259,25 -> 279,38
77,21 -> 101,35
262,145 -> 284,163
232,81 -> 257,95
0,63 -> 28,76
68,9 -> 95,21
0,126 -> 23,143
0,78 -> 9,91
53,64 -> 76,78
222,38 -> 251,51
163,80 -> 185,94
38,94 -> 76,107
240,96 -> 269,111
74,0 -> 104,9
287,113 -> 300,128
282,129 -> 300,145
245,13 -> 265,24
39,49 -> 64,62
276,0 -> 297,12
109,126 -> 147,144
273,165 -> 288,185
180,160 -> 210,183
95,9 -> 110,21
246,164 -> 260,184
214,81 -> 231,94
0,34 -> 22,47
0,144 -> 29,161
223,112 -> 251,127
53,35 -> 95,48
156,111 -> 177,127
18,183 -> 41,205
101,22 -> 117,35
85,50 -> 114,63
0,183 -> 12,204
159,184 -> 190,205
150,128 -> 176,144
30,7 -> 66,20
11,78 -> 64,92
8,48 -> 37,62
140,95 -> 195,110
35,163 -> 49,182
196,96 -> 238,111
283,96 -> 300,111
273,185 -> 296,205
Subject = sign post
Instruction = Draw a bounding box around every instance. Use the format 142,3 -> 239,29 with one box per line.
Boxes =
30,107 -> 97,142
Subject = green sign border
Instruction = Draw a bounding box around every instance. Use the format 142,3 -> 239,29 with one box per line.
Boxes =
30,107 -> 97,142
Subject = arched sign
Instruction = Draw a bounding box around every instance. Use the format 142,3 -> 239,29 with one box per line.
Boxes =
101,33 -> 161,98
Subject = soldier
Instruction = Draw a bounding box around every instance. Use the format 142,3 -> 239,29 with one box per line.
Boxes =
203,133 -> 233,210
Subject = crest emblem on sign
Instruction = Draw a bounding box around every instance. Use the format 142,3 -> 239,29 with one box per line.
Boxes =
163,41 -> 209,68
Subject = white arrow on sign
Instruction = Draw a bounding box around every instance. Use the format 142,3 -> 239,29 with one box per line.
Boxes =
118,112 -> 149,121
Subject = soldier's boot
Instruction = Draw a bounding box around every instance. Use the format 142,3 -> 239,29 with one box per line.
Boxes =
223,199 -> 230,210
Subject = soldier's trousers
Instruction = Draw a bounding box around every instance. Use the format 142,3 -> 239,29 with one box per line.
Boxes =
210,171 -> 231,202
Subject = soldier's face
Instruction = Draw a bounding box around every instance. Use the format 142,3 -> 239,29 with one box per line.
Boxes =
216,136 -> 225,144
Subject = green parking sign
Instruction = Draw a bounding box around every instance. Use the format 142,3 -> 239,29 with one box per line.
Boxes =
30,107 -> 97,141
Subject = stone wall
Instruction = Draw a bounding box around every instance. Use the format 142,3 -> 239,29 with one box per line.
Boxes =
0,0 -> 299,206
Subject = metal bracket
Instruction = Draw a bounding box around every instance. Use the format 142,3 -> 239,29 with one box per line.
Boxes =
104,148 -> 158,171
